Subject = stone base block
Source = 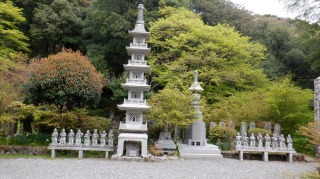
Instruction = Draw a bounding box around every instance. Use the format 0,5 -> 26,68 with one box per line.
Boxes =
179,144 -> 223,159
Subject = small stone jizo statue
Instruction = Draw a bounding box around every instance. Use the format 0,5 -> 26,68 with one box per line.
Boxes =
257,133 -> 263,149
59,128 -> 67,145
108,130 -> 114,146
75,129 -> 83,146
100,130 -> 107,147
51,128 -> 58,145
68,129 -> 75,146
265,134 -> 271,149
287,134 -> 293,151
279,134 -> 286,149
92,129 -> 98,147
249,133 -> 256,148
272,133 -> 278,149
235,132 -> 241,149
84,130 -> 91,147
243,133 -> 249,148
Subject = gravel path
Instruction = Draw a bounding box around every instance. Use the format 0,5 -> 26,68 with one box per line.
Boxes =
0,158 -> 318,179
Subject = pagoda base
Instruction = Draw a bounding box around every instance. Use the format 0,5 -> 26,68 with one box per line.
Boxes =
179,144 -> 223,159
115,133 -> 148,158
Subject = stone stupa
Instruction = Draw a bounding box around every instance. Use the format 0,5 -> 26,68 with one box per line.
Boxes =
179,70 -> 223,159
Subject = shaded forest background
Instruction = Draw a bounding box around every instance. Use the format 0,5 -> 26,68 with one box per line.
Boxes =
1,0 -> 320,154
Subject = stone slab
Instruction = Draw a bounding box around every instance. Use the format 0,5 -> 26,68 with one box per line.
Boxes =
179,144 -> 223,159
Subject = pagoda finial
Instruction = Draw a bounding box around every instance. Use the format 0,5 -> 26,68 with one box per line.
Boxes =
194,70 -> 198,83
189,70 -> 204,91
136,4 -> 145,24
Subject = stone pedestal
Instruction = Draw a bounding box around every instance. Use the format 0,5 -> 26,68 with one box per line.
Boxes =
179,144 -> 223,159
155,140 -> 176,152
116,133 -> 148,158
186,121 -> 207,146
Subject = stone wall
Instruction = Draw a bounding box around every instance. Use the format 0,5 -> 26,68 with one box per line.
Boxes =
221,151 -> 305,162
0,145 -> 49,155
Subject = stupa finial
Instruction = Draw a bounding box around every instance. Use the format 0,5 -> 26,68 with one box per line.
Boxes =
194,70 -> 199,83
136,4 -> 145,24
189,70 -> 204,91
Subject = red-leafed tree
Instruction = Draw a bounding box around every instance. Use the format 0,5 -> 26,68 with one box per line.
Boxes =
24,49 -> 104,112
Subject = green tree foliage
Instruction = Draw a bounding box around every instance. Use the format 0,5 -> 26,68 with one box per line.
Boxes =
247,16 -> 316,87
192,0 -> 253,33
147,86 -> 195,128
83,0 -> 142,76
149,7 -> 268,103
208,78 -> 313,135
0,102 -> 109,134
247,128 -> 272,136
29,0 -> 83,56
0,0 -> 29,56
0,53 -> 28,118
23,50 -> 104,112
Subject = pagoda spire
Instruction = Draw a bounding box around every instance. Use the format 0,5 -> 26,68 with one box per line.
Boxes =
136,4 -> 145,24
189,70 -> 204,91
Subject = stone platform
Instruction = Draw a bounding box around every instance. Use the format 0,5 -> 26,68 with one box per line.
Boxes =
179,144 -> 223,159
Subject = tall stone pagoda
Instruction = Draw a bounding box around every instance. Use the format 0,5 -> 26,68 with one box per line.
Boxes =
180,70 -> 223,159
115,4 -> 151,158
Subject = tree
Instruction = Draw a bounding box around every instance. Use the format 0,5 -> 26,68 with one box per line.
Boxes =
83,0 -> 160,76
149,7 -> 268,104
298,121 -> 320,145
147,85 -> 195,129
192,0 -> 253,34
29,0 -> 83,56
281,0 -> 320,23
23,50 -> 104,112
0,0 -> 29,57
247,16 -> 315,86
207,78 -> 313,135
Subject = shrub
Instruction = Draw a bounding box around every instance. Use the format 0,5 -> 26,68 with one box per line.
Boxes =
208,125 -> 237,144
293,136 -> 315,156
247,128 -> 272,136
216,140 -> 230,151
3,133 -> 51,146
24,49 -> 104,112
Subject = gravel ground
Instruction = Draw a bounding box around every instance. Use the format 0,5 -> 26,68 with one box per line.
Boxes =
0,158 -> 318,179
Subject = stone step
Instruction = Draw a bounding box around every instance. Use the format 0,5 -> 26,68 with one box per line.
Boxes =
180,153 -> 223,159
180,149 -> 222,155
179,145 -> 221,155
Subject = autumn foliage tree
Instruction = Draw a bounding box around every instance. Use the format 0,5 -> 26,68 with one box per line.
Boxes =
24,50 -> 103,112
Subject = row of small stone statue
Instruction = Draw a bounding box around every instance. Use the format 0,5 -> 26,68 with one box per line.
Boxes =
235,132 -> 294,151
50,128 -> 114,147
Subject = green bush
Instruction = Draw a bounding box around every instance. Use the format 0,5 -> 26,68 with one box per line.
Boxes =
216,140 -> 230,151
208,126 -> 237,144
247,128 -> 272,136
12,135 -> 28,145
0,134 -> 51,146
293,136 -> 315,156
